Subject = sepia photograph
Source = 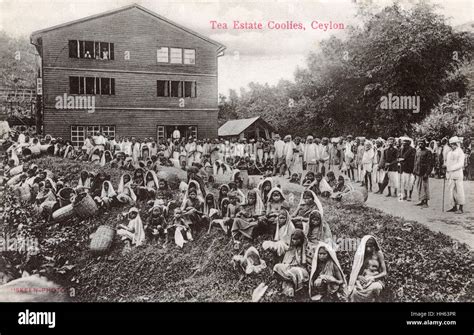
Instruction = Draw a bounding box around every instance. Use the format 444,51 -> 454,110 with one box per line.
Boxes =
0,0 -> 473,329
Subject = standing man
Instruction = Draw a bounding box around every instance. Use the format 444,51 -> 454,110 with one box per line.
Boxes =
413,138 -> 432,208
445,136 -> 465,214
384,137 -> 399,197
319,137 -> 330,176
356,137 -> 365,182
273,134 -> 285,177
172,126 -> 181,141
399,137 -> 416,201
283,135 -> 295,178
373,138 -> 385,194
304,135 -> 319,174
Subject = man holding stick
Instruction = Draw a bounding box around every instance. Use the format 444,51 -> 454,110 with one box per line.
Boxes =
413,138 -> 433,208
445,136 -> 465,214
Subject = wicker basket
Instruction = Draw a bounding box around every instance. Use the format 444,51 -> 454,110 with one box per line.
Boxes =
52,204 -> 75,222
73,193 -> 98,219
58,187 -> 76,207
90,225 -> 115,254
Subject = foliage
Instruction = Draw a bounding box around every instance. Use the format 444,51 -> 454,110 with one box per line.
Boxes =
0,31 -> 37,89
218,4 -> 473,138
412,95 -> 471,140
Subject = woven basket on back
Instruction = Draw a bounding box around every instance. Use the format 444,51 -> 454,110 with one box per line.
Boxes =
73,193 -> 98,219
90,225 -> 115,254
52,204 -> 75,222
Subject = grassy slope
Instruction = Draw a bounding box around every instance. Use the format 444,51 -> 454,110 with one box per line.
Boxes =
4,157 -> 472,302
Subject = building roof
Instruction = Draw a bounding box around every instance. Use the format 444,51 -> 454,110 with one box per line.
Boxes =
30,3 -> 225,51
219,117 -> 269,137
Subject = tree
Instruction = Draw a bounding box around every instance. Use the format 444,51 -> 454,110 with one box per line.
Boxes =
0,31 -> 37,89
412,95 -> 471,140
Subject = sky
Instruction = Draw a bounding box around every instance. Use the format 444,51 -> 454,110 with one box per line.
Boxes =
0,0 -> 472,95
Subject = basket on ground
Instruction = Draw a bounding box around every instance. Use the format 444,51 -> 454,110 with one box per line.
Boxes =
58,187 -> 76,207
90,225 -> 115,254
52,204 -> 75,222
73,193 -> 98,219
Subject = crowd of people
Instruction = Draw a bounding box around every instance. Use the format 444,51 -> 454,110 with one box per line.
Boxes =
1,129 -> 471,301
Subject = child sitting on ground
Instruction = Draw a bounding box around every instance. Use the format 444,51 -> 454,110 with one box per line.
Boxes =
145,206 -> 168,244
356,259 -> 380,290
289,173 -> 300,184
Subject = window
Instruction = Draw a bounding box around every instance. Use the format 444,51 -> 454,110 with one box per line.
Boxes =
170,48 -> 182,64
70,77 -> 80,94
85,77 -> 95,94
101,126 -> 116,138
69,76 -> 115,95
157,80 -> 169,97
184,81 -> 196,98
157,80 -> 197,98
69,40 -> 78,58
71,125 -> 115,148
71,126 -> 85,148
68,40 -> 114,60
184,49 -> 195,65
170,81 -> 181,97
157,47 -> 169,63
157,126 -> 165,140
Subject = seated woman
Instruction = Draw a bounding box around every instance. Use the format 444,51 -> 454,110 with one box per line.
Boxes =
89,172 -> 108,198
76,170 -> 92,192
155,179 -> 174,205
231,189 -> 264,240
90,148 -> 102,164
95,180 -> 117,210
291,190 -> 323,230
145,205 -> 168,244
217,184 -> 230,211
63,142 -> 74,159
100,150 -> 114,167
257,177 -> 273,205
132,168 -> 147,200
117,173 -> 137,205
262,210 -> 295,256
347,235 -> 387,302
308,173 -> 333,197
117,207 -> 146,253
180,182 -> 204,233
330,175 -> 352,200
258,187 -> 290,236
325,171 -> 337,189
202,193 -> 218,224
306,210 -> 332,246
170,208 -> 193,248
209,197 -> 230,234
34,178 -> 57,218
144,170 -> 160,199
309,242 -> 346,301
301,171 -> 315,187
273,229 -> 309,297
228,181 -> 245,205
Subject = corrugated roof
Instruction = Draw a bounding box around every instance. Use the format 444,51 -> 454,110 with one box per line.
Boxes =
30,3 -> 226,51
218,117 -> 261,137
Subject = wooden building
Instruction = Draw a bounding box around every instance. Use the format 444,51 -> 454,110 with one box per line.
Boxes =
218,117 -> 275,140
30,3 -> 225,147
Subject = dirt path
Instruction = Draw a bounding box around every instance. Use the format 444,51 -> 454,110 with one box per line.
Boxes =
364,177 -> 474,250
